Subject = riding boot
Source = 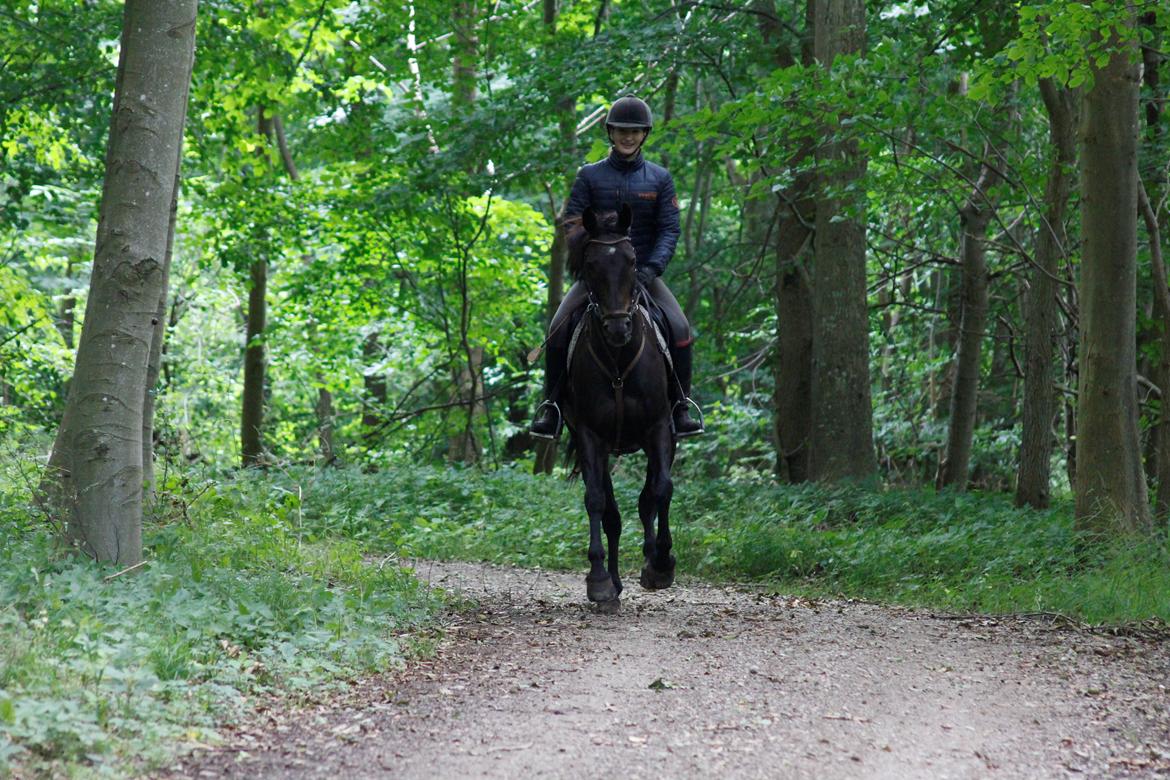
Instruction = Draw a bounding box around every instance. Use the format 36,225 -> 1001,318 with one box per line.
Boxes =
531,342 -> 567,439
669,341 -> 704,437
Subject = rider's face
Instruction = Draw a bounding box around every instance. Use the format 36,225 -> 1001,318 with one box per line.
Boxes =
609,126 -> 647,157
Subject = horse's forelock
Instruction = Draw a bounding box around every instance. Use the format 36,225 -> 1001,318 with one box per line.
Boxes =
566,210 -> 623,281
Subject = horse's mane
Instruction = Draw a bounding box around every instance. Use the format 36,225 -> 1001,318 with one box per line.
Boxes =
565,210 -> 622,280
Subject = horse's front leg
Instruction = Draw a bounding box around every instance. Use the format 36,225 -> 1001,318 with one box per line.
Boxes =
578,428 -> 619,604
639,423 -> 676,590
602,469 -> 623,596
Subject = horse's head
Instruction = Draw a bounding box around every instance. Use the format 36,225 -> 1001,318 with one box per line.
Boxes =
578,204 -> 637,347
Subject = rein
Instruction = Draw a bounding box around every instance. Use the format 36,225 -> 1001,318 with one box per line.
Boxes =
579,232 -> 649,446
585,306 -> 648,448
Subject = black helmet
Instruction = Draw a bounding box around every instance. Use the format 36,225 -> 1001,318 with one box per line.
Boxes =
605,95 -> 653,130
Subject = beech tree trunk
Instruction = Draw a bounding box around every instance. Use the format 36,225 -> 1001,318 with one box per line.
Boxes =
534,0 -> 576,476
774,223 -> 814,482
937,156 -> 996,489
754,0 -> 815,482
809,0 -> 876,482
1016,79 -> 1078,509
43,0 -> 197,564
143,162 -> 181,502
1075,6 -> 1151,535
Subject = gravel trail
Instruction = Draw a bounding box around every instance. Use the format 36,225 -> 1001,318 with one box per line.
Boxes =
174,560 -> 1170,779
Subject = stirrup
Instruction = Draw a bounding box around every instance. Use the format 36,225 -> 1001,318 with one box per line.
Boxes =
671,397 -> 705,438
531,400 -> 564,441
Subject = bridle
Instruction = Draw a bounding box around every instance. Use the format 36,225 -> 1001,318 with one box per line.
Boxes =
581,234 -> 647,447
583,236 -> 641,326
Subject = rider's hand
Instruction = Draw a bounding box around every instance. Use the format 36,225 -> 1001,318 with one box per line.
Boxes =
636,266 -> 656,288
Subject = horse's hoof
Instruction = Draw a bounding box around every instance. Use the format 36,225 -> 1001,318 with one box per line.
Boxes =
587,574 -> 619,603
640,563 -> 674,590
593,597 -> 621,615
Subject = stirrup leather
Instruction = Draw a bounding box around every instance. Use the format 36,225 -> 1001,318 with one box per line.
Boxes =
671,397 -> 705,438
531,400 -> 564,441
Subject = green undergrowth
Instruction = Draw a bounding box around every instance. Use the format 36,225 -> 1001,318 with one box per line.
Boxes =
290,462 -> 1170,625
4,459 -> 1168,776
0,472 -> 442,778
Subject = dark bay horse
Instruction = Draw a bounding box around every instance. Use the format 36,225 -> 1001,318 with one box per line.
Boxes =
561,205 -> 676,609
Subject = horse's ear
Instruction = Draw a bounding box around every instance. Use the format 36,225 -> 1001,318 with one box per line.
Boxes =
582,207 -> 598,235
617,203 -> 632,235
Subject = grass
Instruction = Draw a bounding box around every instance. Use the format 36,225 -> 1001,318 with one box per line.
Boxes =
3,455 -> 1168,776
289,461 -> 1170,624
0,470 -> 442,778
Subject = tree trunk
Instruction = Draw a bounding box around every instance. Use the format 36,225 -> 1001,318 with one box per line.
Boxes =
452,1 -> 478,109
809,0 -> 876,482
316,386 -> 335,465
447,0 -> 483,465
56,256 -> 77,350
1075,5 -> 1151,535
1139,182 -> 1170,524
362,331 -> 387,443
534,0 -> 576,475
142,161 -> 181,503
449,346 -> 484,463
774,223 -> 814,482
43,0 -> 197,564
239,106 -> 298,469
241,253 -> 267,467
755,0 -> 815,482
1016,79 -> 1078,509
938,157 -> 996,489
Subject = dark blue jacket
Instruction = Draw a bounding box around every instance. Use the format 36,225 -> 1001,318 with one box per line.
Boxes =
562,150 -> 681,278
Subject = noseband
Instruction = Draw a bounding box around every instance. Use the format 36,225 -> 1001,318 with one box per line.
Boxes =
584,236 -> 640,323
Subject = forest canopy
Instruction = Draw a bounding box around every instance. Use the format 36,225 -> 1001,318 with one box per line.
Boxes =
2,0 -> 1169,539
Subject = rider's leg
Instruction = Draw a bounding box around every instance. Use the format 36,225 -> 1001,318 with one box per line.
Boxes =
532,282 -> 589,438
646,278 -> 703,437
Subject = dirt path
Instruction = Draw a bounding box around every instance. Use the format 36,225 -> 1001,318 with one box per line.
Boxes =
175,560 -> 1170,779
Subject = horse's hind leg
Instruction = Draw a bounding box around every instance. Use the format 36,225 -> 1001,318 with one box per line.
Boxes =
602,470 -> 623,596
579,429 -> 619,604
639,427 -> 676,590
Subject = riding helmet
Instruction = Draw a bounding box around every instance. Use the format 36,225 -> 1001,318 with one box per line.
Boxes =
605,95 -> 653,130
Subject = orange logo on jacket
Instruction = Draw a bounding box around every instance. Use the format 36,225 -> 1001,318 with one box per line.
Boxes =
635,191 -> 658,201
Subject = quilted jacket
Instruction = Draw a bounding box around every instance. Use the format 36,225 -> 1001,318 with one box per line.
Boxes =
562,150 -> 681,278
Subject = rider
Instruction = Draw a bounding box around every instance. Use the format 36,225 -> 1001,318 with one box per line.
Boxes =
531,94 -> 703,439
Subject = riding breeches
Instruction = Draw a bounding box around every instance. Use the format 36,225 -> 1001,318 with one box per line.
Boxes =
548,279 -> 693,348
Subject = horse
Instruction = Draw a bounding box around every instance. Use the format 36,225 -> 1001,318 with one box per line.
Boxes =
560,204 -> 677,610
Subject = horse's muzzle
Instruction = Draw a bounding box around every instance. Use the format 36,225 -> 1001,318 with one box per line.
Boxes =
602,315 -> 633,346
